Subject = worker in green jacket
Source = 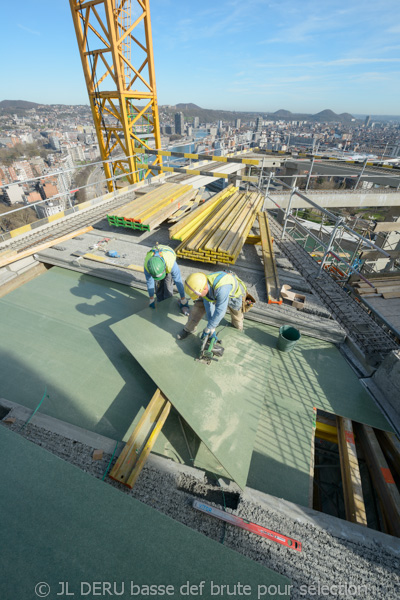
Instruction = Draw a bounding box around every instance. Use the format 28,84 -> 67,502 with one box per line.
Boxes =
144,244 -> 189,316
177,271 -> 247,340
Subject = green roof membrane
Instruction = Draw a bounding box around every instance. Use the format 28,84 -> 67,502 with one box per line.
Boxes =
0,427 -> 290,600
0,267 -> 155,441
111,299 -> 272,489
246,325 -> 392,505
0,266 -> 391,507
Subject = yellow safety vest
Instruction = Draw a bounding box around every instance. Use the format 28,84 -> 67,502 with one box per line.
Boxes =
206,271 -> 246,303
144,245 -> 176,274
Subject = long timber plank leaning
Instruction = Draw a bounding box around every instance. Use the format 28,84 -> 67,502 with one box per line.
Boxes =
258,212 -> 282,304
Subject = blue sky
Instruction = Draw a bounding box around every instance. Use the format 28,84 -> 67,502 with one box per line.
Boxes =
1,0 -> 400,115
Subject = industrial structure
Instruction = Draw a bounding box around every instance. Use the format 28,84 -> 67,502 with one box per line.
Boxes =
1,2 -> 400,599
69,0 -> 162,189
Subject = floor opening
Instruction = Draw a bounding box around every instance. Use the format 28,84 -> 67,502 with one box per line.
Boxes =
0,406 -> 11,420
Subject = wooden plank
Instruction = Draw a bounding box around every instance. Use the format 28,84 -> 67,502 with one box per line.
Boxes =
336,417 -> 367,526
374,430 -> 400,480
375,285 -> 400,294
109,388 -> 171,488
309,407 -> 317,509
245,235 -> 261,245
82,253 -> 144,272
315,421 -> 338,444
187,192 -> 240,251
203,191 -> 247,251
219,193 -> 261,254
145,189 -> 197,230
169,185 -> 234,239
360,250 -> 400,260
0,263 -> 48,298
357,423 -> 400,536
137,185 -> 192,223
383,291 -> 400,299
258,212 -> 282,304
374,221 -> 400,233
0,226 -> 93,269
228,196 -> 263,261
126,401 -> 171,488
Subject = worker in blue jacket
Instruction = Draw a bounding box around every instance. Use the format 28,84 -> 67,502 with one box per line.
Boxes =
177,271 -> 247,340
144,244 -> 189,316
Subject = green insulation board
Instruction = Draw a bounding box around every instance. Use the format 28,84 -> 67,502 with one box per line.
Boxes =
111,299 -> 272,489
0,427 -> 290,600
245,323 -> 392,503
0,267 -> 155,441
0,266 -> 392,507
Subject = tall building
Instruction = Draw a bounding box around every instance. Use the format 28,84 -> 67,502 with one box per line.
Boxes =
255,117 -> 263,132
174,112 -> 184,135
4,183 -> 25,205
193,117 -> 199,129
364,115 -> 371,127
235,118 -> 241,129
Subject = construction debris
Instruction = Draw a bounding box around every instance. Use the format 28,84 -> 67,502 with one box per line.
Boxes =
92,449 -> 104,461
281,285 -> 306,309
352,275 -> 400,299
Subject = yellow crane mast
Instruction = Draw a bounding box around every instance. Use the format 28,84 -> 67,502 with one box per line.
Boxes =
69,0 -> 162,191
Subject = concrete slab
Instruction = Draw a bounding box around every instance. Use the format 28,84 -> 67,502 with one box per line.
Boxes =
0,426 -> 290,600
111,299 -> 272,489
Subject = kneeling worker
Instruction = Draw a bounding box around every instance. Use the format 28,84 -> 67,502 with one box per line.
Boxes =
144,244 -> 189,316
177,271 -> 246,340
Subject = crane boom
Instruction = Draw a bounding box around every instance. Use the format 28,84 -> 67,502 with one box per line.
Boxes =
69,0 -> 162,191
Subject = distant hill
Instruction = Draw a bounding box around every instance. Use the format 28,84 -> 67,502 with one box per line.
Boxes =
273,109 -> 293,118
270,108 -> 355,123
313,109 -> 337,120
0,100 -> 40,110
0,99 -> 360,124
175,103 -> 202,110
162,104 -> 357,124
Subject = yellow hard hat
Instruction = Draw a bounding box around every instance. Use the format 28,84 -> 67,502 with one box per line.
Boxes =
184,272 -> 207,301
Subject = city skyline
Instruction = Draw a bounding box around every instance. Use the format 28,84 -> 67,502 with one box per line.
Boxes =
2,1 -> 400,114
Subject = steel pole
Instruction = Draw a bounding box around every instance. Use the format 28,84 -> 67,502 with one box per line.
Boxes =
281,184 -> 297,240
355,158 -> 368,190
262,172 -> 272,211
317,218 -> 343,276
305,157 -> 314,191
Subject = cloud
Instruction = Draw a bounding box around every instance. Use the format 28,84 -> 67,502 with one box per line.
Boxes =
18,24 -> 40,36
253,57 -> 400,69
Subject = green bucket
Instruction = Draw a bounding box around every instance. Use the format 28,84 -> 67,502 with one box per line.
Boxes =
277,325 -> 301,353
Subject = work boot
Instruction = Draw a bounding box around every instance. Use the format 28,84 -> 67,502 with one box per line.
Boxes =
177,329 -> 190,340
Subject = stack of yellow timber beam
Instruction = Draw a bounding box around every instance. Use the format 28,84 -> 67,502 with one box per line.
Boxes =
352,275 -> 400,299
170,186 -> 263,264
107,183 -> 196,231
258,212 -> 282,304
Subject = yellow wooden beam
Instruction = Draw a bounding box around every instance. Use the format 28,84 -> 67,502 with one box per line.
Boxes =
337,417 -> 367,526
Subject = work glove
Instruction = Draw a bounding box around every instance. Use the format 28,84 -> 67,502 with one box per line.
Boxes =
149,298 -> 156,309
201,328 -> 216,341
179,298 -> 190,317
